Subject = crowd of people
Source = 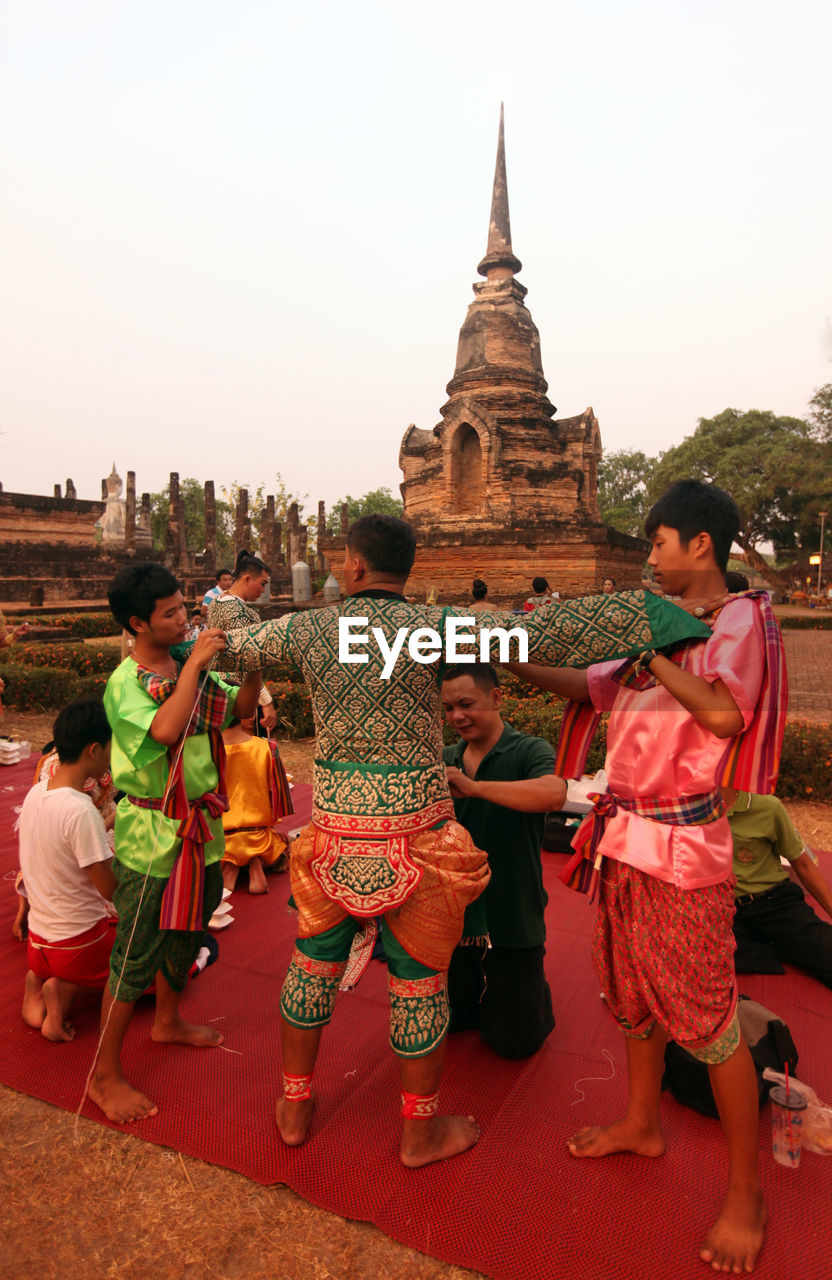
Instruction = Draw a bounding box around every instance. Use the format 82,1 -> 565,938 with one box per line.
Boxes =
11,478 -> 832,1273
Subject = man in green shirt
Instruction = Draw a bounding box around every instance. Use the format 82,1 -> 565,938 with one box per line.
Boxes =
442,663 -> 565,1057
725,787 -> 832,988
89,563 -> 261,1125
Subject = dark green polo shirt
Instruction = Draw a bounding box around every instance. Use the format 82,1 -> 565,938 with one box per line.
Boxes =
443,723 -> 556,948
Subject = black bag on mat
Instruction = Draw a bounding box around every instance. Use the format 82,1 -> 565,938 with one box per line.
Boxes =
662,995 -> 798,1119
541,811 -> 579,853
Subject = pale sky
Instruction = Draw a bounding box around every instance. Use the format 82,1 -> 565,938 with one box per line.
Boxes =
1,0 -> 830,517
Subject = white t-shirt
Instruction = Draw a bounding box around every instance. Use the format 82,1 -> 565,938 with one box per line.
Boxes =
18,780 -> 112,941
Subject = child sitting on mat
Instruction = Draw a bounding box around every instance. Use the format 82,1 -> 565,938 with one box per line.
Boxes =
221,710 -> 292,895
18,698 -> 117,1042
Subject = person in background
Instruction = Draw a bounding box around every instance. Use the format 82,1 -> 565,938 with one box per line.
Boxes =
602,577 -> 616,594
207,551 -> 278,733
524,576 -> 558,610
726,787 -> 832,989
202,568 -> 233,617
469,578 -> 490,614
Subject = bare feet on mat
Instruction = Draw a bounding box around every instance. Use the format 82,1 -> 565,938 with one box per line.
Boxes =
221,862 -> 239,893
699,1186 -> 766,1273
399,1115 -> 480,1168
248,859 -> 268,894
41,978 -> 76,1041
151,1016 -> 224,1047
87,1073 -> 158,1123
276,1095 -> 314,1146
567,1117 -> 666,1158
21,971 -> 46,1028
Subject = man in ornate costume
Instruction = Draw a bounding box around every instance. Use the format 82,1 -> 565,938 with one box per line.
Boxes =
223,515 -> 709,1166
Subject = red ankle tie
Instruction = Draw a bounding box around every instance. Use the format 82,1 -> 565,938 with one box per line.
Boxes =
401,1089 -> 439,1119
283,1072 -> 313,1101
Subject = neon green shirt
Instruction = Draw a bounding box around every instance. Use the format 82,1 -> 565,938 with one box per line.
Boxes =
103,657 -> 238,879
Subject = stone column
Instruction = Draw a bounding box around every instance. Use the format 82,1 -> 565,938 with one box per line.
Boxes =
260,495 -> 276,565
65,479 -> 77,500
340,502 -> 349,536
101,479 -> 108,500
125,471 -> 136,553
54,483 -> 62,499
287,501 -> 301,569
235,488 -> 251,559
136,493 -> 153,552
204,481 -> 216,567
274,521 -> 284,566
166,472 -> 187,568
317,500 -> 327,571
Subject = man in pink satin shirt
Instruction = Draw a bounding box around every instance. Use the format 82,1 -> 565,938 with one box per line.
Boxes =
512,480 -> 772,1275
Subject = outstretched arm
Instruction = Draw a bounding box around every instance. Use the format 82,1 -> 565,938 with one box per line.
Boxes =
502,662 -> 589,702
445,767 -> 566,813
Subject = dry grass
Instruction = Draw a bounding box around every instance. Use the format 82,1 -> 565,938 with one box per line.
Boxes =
0,1088 -> 482,1280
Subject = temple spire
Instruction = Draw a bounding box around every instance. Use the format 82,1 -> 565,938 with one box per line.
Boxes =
477,104 -> 522,280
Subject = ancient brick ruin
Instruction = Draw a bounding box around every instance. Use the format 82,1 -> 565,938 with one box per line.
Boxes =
393,105 -> 647,602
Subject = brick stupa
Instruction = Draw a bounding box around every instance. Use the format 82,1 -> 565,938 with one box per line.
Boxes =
397,106 -> 647,602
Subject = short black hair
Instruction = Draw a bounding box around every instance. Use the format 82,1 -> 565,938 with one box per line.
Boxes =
725,570 -> 749,593
234,549 -> 271,578
532,576 -> 549,594
645,480 -> 740,573
441,662 -> 499,691
471,578 -> 488,601
346,514 -> 416,579
52,698 -> 112,763
217,568 -> 233,580
108,562 -> 182,635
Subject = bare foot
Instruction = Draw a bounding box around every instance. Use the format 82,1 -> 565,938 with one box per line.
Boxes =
21,971 -> 45,1028
248,859 -> 268,894
41,977 -> 78,1042
221,863 -> 239,893
400,1115 -> 480,1168
151,1016 -> 224,1047
276,1094 -> 314,1146
567,1117 -> 666,1158
700,1185 -> 766,1273
87,1073 -> 158,1123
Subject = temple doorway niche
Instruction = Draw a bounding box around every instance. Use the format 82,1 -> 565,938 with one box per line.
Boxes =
451,423 -> 484,513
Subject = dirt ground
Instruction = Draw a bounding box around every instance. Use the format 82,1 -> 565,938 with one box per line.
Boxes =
2,718 -> 831,1280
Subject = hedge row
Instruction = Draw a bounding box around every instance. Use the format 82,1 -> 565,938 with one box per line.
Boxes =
777,614 -> 832,630
15,612 -> 121,639
11,642 -> 121,676
0,663 -> 108,712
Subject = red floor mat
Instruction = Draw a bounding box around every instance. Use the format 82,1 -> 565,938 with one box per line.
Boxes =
1,757 -> 830,1280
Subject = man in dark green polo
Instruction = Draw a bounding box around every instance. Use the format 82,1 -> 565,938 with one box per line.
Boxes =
441,663 -> 565,1058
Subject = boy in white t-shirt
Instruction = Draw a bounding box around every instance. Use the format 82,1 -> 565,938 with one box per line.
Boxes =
19,698 -> 116,1041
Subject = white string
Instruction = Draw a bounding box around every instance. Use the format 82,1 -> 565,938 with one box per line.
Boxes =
74,662 -> 216,1134
570,1048 -> 617,1106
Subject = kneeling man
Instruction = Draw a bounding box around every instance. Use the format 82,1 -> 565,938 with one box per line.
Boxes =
442,663 -> 565,1057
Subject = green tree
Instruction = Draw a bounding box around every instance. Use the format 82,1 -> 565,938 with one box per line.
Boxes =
326,486 -> 403,534
597,449 -> 656,537
648,409 -> 832,590
149,478 -> 235,560
809,382 -> 832,442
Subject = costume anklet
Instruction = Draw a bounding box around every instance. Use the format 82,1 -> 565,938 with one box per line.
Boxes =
283,1072 -> 313,1101
400,1089 -> 439,1119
